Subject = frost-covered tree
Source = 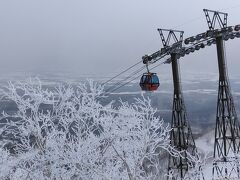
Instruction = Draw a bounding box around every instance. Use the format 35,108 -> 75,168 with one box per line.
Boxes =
0,79 -> 179,180
181,152 -> 208,180
166,149 -> 213,180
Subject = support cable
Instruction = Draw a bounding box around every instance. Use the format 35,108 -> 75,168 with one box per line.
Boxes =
103,65 -> 145,94
103,61 -> 165,96
104,73 -> 142,95
101,60 -> 142,86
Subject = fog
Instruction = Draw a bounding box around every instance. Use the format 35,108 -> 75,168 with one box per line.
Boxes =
0,0 -> 239,78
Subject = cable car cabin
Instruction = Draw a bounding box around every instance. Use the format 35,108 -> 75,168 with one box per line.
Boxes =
140,73 -> 160,91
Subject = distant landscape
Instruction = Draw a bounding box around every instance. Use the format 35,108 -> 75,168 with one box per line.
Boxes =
1,71 -> 240,136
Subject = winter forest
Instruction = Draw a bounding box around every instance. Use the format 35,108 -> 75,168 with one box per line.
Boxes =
0,79 -> 207,180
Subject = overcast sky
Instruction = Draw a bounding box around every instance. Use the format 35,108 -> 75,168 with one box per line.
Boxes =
0,0 -> 239,78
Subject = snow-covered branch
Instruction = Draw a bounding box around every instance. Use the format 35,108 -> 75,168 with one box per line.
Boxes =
0,79 -> 179,180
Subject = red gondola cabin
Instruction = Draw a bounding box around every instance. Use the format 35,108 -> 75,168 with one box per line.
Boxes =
140,73 -> 160,91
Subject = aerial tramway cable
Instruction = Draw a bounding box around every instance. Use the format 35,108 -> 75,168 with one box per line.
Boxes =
101,60 -> 142,86
110,61 -> 165,94
102,60 -> 165,96
94,60 -> 144,97
103,65 -> 146,94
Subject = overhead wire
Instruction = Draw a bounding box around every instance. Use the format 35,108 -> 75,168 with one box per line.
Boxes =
219,4 -> 240,12
101,60 -> 142,86
104,74 -> 142,96
103,60 -> 166,96
149,60 -> 166,71
98,60 -> 143,96
172,16 -> 203,29
103,65 -> 146,95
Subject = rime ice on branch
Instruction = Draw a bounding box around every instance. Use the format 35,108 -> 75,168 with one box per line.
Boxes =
0,79 -> 180,180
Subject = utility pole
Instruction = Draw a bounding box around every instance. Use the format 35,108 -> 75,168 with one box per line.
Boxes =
203,9 -> 240,179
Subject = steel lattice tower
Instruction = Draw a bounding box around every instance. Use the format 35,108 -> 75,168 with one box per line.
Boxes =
167,53 -> 199,180
156,29 -> 203,180
203,9 -> 240,179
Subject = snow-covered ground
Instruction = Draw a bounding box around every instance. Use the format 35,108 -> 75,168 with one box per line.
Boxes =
196,130 -> 215,154
195,130 -> 215,180
195,130 -> 240,180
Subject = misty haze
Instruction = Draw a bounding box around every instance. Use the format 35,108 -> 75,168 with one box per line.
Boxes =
0,1 -> 240,180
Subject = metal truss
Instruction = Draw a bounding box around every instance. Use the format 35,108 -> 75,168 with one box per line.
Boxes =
203,9 -> 228,30
202,9 -> 240,179
158,29 -> 184,48
156,30 -> 203,180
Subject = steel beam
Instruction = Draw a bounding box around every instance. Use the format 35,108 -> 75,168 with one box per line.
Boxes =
171,53 -> 181,98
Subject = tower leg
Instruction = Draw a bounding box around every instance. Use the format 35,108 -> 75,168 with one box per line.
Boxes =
167,53 -> 200,179
212,36 -> 240,179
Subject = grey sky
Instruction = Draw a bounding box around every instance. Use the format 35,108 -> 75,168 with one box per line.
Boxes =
0,0 -> 239,78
